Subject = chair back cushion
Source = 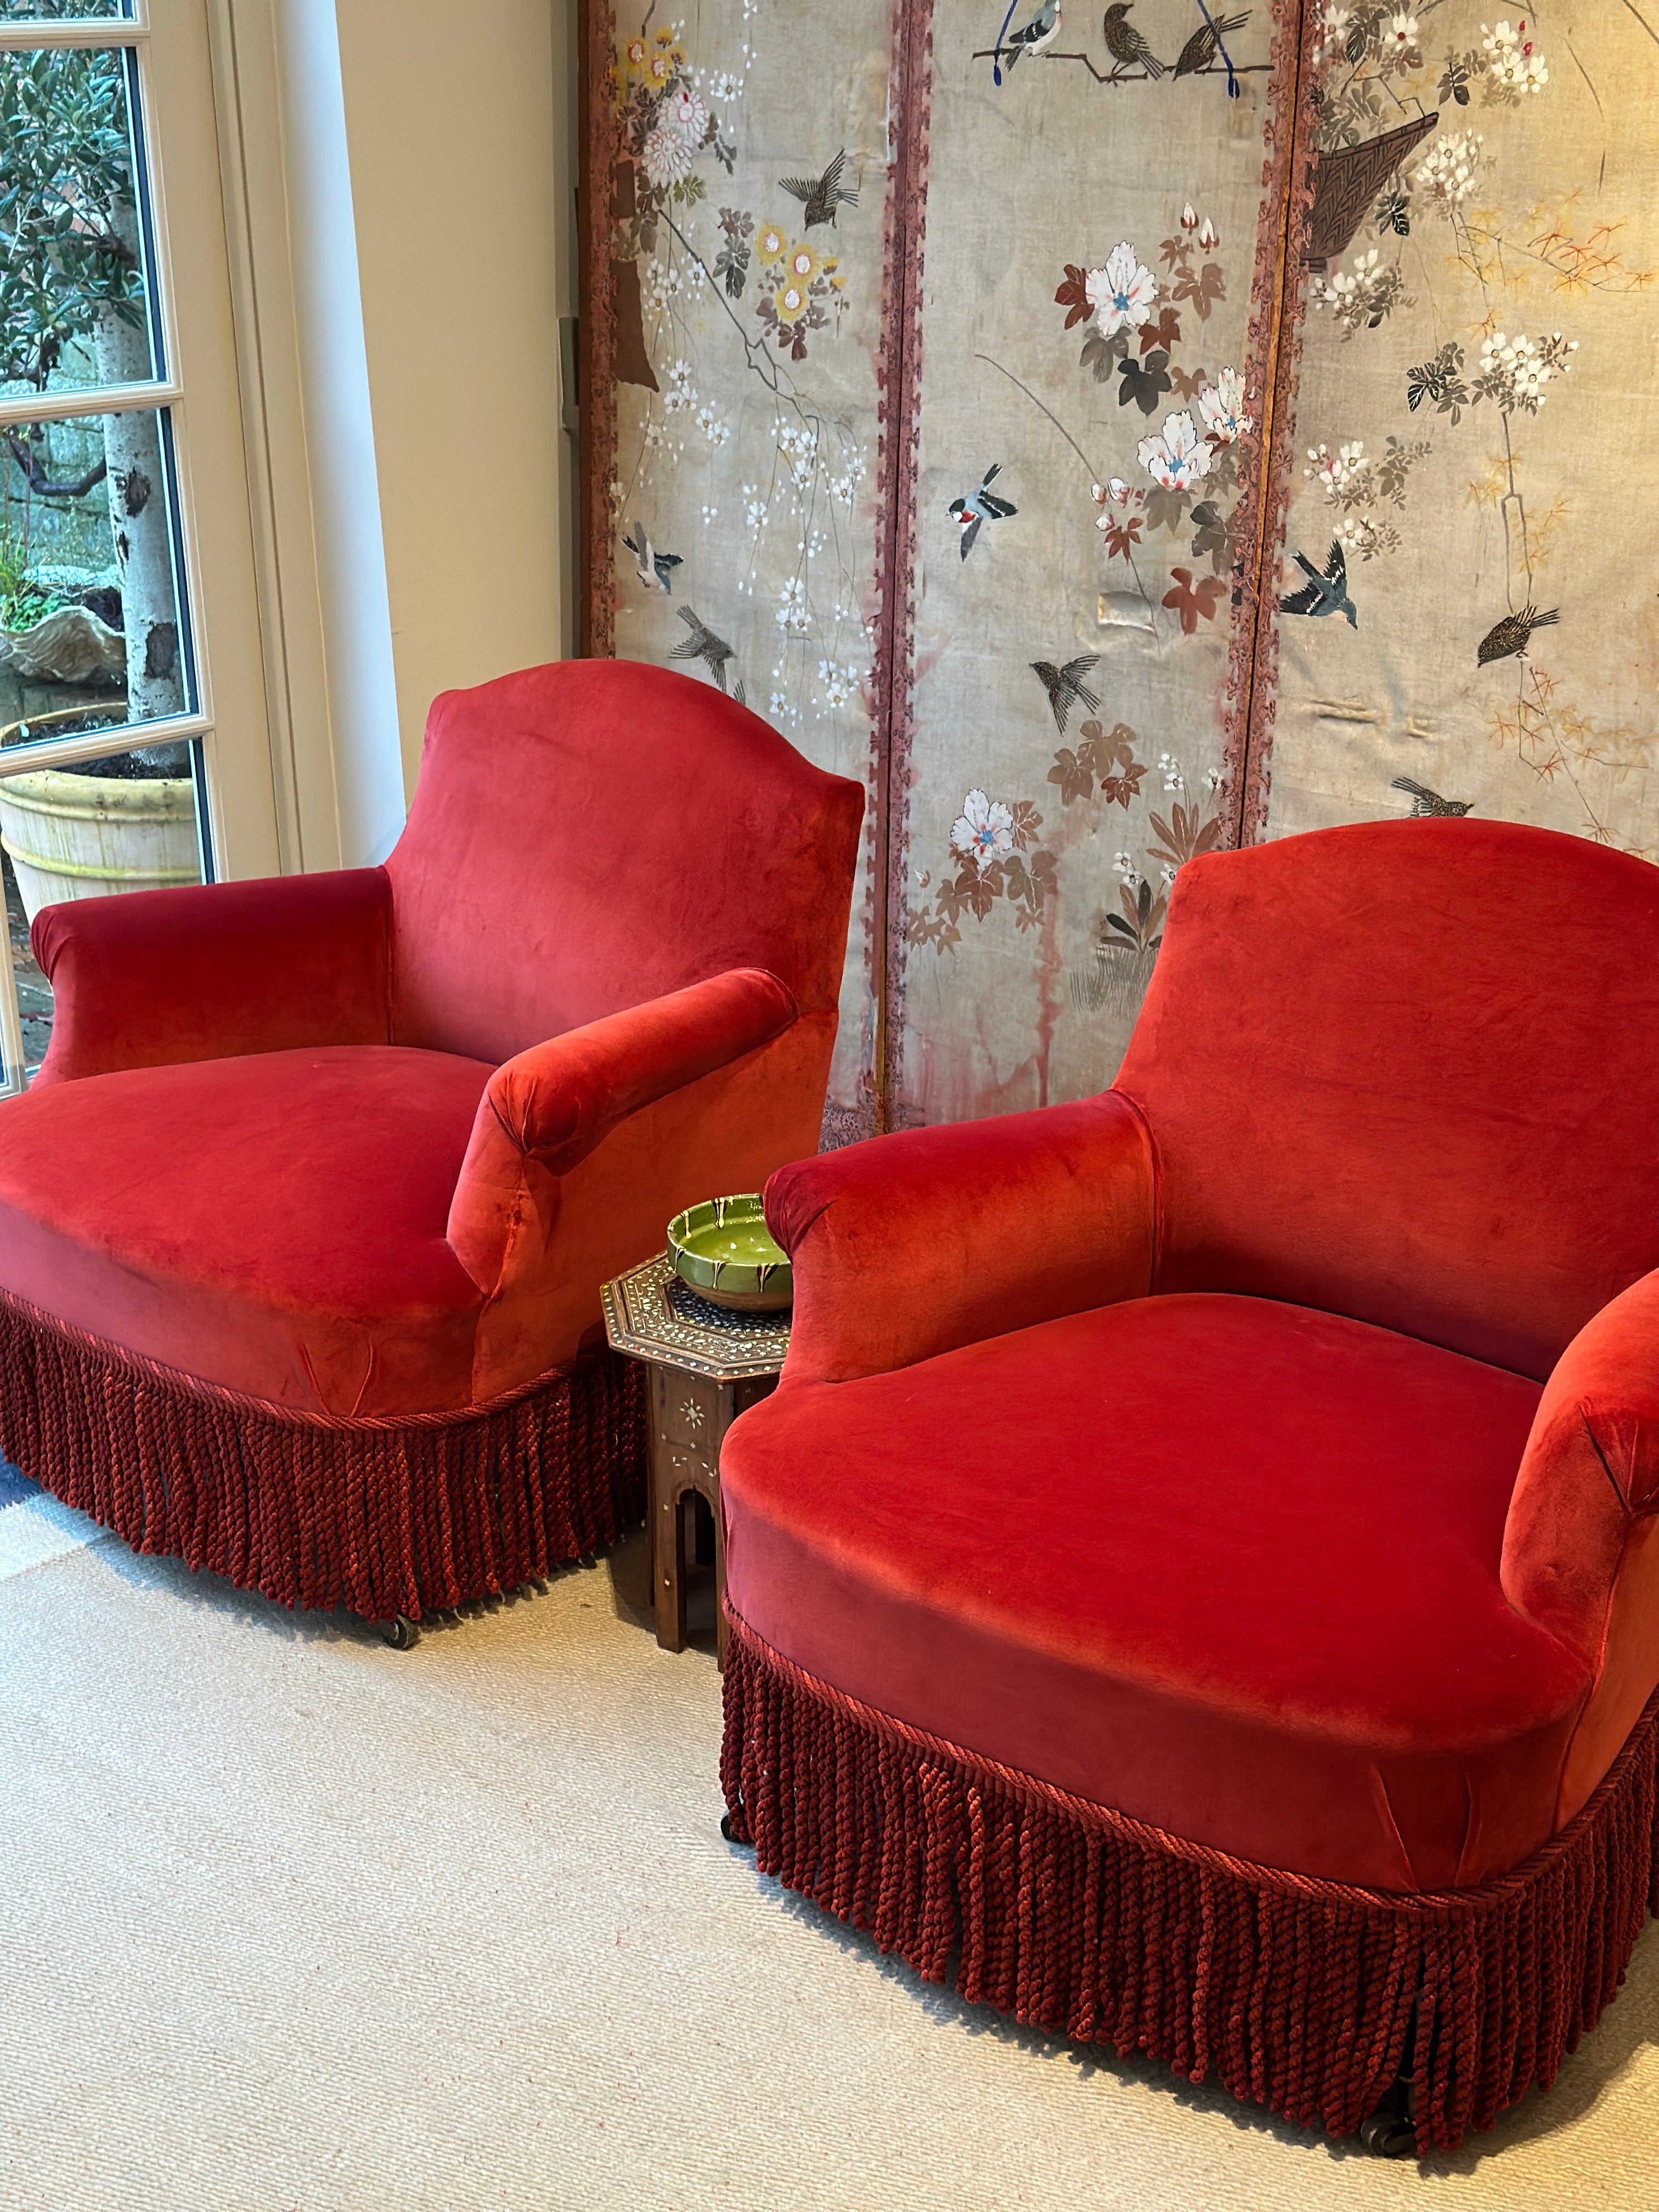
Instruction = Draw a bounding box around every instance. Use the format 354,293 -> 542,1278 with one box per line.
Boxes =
1114,820 -> 1659,1379
383,660 -> 864,1065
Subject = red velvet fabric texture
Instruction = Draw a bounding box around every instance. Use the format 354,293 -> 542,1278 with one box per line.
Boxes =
1505,1266 -> 1659,1826
0,662 -> 864,1414
452,968 -> 796,1204
1118,820 -> 1659,1382
729,820 -> 1659,1895
454,1009 -> 836,1404
766,1092 -> 1155,1384
32,868 -> 393,1084
0,1047 -> 490,1414
722,1293 -> 1587,1892
384,659 -> 864,1063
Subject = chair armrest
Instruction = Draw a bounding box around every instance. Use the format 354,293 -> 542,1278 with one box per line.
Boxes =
1503,1269 -> 1659,1819
764,1090 -> 1157,1384
446,967 -> 798,1293
31,868 -> 393,1083
1504,1269 -> 1659,1663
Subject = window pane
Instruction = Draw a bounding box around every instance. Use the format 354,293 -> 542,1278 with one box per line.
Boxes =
0,5 -> 127,19
0,40 -> 157,399
1,732 -> 204,1086
0,405 -> 191,733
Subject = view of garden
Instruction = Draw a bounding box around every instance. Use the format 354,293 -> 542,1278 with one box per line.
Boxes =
1,10 -> 202,1080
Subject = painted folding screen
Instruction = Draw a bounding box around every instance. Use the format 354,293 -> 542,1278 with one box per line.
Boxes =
583,5 -> 1659,1136
891,8 -> 1290,1128
580,2 -> 898,1144
1251,4 -> 1659,857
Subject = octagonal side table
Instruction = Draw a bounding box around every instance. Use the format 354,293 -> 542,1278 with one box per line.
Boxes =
601,1251 -> 790,1668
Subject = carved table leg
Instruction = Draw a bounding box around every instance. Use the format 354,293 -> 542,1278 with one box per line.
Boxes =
648,1364 -> 778,1667
650,1367 -> 727,1655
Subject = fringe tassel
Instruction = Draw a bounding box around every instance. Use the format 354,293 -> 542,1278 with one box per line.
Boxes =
721,1611 -> 1659,2152
0,1288 -> 646,1621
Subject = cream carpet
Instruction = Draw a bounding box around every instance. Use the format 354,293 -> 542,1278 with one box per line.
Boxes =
2,1518 -> 1657,2212
0,1461 -> 100,1583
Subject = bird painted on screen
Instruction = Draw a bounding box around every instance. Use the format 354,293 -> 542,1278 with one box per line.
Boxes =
778,149 -> 859,230
1391,776 -> 1473,819
1103,4 -> 1167,77
669,606 -> 746,704
622,520 -> 682,595
1476,603 -> 1559,667
948,465 -> 1018,559
1174,8 -> 1249,78
1280,540 -> 1357,628
999,2 -> 1063,74
1030,652 -> 1102,733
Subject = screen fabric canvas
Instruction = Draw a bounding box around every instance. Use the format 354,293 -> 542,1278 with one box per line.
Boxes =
581,4 -> 1659,1136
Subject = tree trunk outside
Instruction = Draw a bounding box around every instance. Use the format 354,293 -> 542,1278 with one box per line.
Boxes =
92,199 -> 184,741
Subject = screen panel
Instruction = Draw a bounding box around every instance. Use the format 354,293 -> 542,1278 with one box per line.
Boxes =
889,5 -> 1295,1125
1255,6 -> 1659,860
586,1 -> 898,1140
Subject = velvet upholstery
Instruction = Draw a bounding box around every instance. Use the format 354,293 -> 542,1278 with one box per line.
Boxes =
0,1047 -> 490,1413
725,1293 -> 1580,1891
768,1092 -> 1156,1384
1504,1267 -> 1659,1826
725,819 -> 1659,1900
384,661 -> 858,1062
1118,820 -> 1659,1381
0,660 -> 863,1430
33,868 -> 393,1084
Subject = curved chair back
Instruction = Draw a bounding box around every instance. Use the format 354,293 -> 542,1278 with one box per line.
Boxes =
384,661 -> 865,1066
1114,820 -> 1659,1379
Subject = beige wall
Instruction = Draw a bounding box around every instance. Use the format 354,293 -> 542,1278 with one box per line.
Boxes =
332,0 -> 575,790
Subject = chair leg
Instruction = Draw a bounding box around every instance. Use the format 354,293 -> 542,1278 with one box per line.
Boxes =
368,1578 -> 545,1649
1357,2018 -> 1418,2158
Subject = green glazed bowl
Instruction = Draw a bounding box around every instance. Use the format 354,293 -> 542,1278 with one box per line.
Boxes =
667,1193 -> 793,1313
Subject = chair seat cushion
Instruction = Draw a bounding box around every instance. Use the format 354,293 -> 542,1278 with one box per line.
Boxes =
0,1047 -> 495,1415
721,1293 -> 1593,1891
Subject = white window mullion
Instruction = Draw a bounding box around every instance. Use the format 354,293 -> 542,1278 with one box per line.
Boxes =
0,710 -> 209,778
0,381 -> 180,430
0,0 -> 145,54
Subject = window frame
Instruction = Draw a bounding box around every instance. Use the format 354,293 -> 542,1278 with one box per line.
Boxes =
0,0 -> 280,1090
0,1 -> 213,777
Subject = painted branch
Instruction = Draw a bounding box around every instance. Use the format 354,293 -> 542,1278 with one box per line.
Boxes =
970,49 -> 1273,82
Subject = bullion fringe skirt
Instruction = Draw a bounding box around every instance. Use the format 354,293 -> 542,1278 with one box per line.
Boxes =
0,1286 -> 647,1621
720,1609 -> 1659,2153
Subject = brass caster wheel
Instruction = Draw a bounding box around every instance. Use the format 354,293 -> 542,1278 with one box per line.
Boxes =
1357,2111 -> 1417,2159
376,1613 -> 421,1651
720,1812 -> 751,1846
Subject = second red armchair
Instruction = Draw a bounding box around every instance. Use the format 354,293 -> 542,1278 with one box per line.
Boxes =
0,660 -> 864,1633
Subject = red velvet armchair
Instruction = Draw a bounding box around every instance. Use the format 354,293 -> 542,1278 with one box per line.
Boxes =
719,819 -> 1659,2155
0,661 -> 862,1635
